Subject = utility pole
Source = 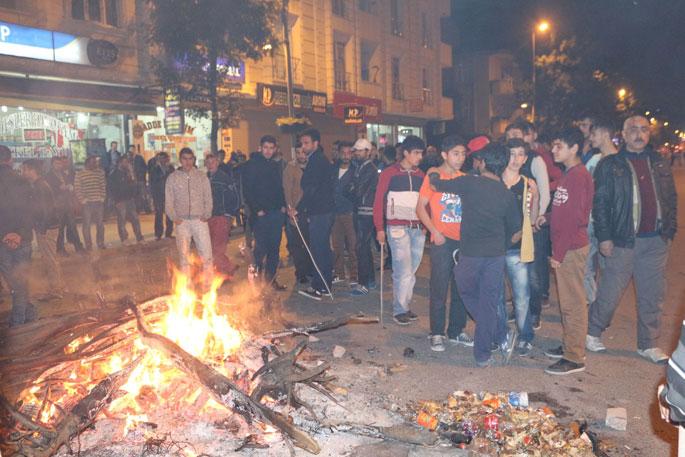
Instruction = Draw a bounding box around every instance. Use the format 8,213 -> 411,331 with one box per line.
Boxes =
281,0 -> 296,159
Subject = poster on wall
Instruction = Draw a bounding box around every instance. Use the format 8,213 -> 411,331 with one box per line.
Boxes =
70,139 -> 106,166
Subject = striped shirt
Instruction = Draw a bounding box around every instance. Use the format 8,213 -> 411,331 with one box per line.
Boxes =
75,168 -> 106,203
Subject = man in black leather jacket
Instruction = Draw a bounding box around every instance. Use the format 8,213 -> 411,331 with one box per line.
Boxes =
587,115 -> 677,364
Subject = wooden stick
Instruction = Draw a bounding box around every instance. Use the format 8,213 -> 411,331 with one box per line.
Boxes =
262,314 -> 379,339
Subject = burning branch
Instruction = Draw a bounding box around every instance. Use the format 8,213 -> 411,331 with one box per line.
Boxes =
262,314 -> 379,339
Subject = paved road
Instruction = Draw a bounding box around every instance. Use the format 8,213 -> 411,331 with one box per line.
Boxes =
2,167 -> 684,456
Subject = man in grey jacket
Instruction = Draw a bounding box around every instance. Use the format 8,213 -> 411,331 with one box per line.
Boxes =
165,148 -> 213,277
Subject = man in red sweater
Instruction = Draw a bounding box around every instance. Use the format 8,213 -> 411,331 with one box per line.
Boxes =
544,128 -> 594,375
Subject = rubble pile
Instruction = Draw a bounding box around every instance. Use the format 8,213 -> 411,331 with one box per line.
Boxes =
410,390 -> 596,456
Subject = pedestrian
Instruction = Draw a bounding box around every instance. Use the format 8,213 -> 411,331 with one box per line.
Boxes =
332,141 -> 358,285
21,159 -> 66,296
241,136 -> 288,291
416,135 -> 473,351
206,153 -> 240,279
131,147 -> 151,213
543,128 -> 594,375
431,144 -> 522,367
658,321 -> 685,452
149,152 -> 175,240
296,129 -> 336,301
283,143 -> 313,285
109,156 -> 144,244
46,156 -> 85,255
583,118 -> 618,305
587,115 -> 677,364
165,147 -> 213,277
216,149 -> 233,176
349,138 -> 379,296
0,146 -> 35,327
373,135 -> 426,325
575,114 -> 598,164
75,155 -> 107,250
102,140 -> 121,175
501,139 -> 539,356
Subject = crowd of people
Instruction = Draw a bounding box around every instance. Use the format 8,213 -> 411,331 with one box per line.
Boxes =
0,113 -> 678,379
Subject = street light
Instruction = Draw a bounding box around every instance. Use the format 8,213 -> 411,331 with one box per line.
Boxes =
531,20 -> 550,123
618,88 -> 627,99
645,110 -> 651,116
664,121 -> 669,126
520,102 -> 529,109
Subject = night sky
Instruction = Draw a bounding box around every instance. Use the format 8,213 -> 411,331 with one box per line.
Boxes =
452,0 -> 685,125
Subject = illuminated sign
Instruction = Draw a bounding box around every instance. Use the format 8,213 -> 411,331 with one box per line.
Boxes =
0,20 -> 117,66
164,88 -> 184,135
344,106 -> 364,124
257,84 -> 327,113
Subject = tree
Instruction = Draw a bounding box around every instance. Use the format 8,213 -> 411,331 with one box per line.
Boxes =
147,0 -> 279,153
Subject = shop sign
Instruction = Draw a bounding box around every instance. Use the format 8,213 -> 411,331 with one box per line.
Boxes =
333,92 -> 382,122
344,106 -> 364,124
0,112 -> 79,142
217,58 -> 245,83
23,129 -> 46,141
164,88 -> 184,135
257,83 -> 327,113
0,20 -> 114,66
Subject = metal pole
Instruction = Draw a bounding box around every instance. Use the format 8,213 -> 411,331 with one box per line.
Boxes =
281,0 -> 297,160
531,28 -> 536,123
379,242 -> 385,327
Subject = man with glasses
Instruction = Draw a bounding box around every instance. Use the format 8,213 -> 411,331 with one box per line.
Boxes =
587,115 -> 677,364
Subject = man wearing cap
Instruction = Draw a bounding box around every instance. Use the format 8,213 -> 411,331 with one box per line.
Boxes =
465,135 -> 490,173
350,138 -> 379,295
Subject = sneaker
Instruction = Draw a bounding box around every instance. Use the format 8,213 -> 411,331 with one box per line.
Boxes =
545,358 -> 586,376
544,346 -> 564,359
368,280 -> 377,290
406,310 -> 418,321
637,347 -> 669,364
541,296 -> 551,309
586,335 -> 607,352
393,313 -> 412,326
350,284 -> 369,296
532,315 -> 541,330
448,332 -> 474,348
516,341 -> 533,356
476,358 -> 494,368
430,335 -> 445,352
500,328 -> 518,364
298,288 -> 323,301
332,276 -> 345,284
349,281 -> 359,287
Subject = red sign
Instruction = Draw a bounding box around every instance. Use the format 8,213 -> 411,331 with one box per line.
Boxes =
333,92 -> 382,122
23,129 -> 46,141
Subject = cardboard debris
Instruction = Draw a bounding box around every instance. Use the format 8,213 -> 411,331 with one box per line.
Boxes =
605,407 -> 627,431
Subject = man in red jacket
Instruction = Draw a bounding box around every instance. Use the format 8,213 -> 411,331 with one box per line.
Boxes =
544,128 -> 594,375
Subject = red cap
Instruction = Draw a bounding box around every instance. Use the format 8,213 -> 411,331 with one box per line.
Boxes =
467,136 -> 490,156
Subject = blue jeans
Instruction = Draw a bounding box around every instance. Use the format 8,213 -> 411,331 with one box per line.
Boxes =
500,249 -> 534,343
308,213 -> 334,292
0,243 -> 33,326
454,255 -> 505,363
386,226 -> 425,316
253,210 -> 285,280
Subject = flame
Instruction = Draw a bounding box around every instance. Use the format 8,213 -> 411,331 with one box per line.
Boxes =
18,265 -> 246,436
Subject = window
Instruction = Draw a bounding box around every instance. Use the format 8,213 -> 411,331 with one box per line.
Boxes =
72,0 -> 119,26
358,0 -> 374,13
391,57 -> 402,99
0,0 -> 17,9
390,0 -> 403,36
422,68 -> 432,105
334,40 -> 348,91
360,41 -> 375,82
332,0 -> 346,17
421,13 -> 432,48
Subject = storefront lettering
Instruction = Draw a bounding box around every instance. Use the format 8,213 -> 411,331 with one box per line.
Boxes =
0,112 -> 79,141
257,84 -> 327,113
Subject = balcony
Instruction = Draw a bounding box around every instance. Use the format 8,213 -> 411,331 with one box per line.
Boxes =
334,69 -> 351,92
272,56 -> 302,85
392,82 -> 404,100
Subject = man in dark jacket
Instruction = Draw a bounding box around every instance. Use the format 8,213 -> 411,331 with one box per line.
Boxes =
206,153 -> 240,278
0,146 -> 35,326
45,156 -> 84,255
587,115 -> 677,364
132,147 -> 151,213
242,135 -> 287,290
332,141 -> 357,285
295,128 -> 336,300
109,156 -> 144,243
149,152 -> 175,240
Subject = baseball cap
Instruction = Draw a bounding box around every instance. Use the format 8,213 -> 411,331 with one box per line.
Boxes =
352,138 -> 373,151
467,135 -> 490,158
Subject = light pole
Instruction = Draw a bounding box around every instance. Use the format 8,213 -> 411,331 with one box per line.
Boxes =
281,0 -> 297,159
531,20 -> 550,123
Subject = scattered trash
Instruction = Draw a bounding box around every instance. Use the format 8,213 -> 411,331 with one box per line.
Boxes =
409,390 -> 595,456
605,407 -> 627,431
333,345 -> 346,358
403,347 -> 415,358
308,335 -> 320,342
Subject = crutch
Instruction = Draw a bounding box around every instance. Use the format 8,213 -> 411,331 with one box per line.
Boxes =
289,207 -> 334,300
380,241 -> 385,327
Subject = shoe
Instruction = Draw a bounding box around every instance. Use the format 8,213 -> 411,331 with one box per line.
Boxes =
393,313 -> 412,326
586,335 -> 607,352
500,328 -> 518,364
271,281 -> 287,292
430,335 -> 445,352
298,288 -> 323,301
544,346 -> 564,359
507,311 -> 515,323
541,295 -> 551,309
332,276 -> 345,284
406,310 -> 418,321
155,236 -> 162,241
368,280 -> 377,290
532,315 -> 541,330
490,342 -> 499,353
448,332 -> 474,348
476,358 -> 494,368
545,358 -> 586,375
637,347 -> 669,364
516,341 -> 533,356
350,285 -> 369,296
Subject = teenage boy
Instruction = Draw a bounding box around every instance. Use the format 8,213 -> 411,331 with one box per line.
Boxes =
431,144 -> 521,367
332,141 -> 358,285
416,135 -> 473,350
373,135 -> 426,325
242,136 -> 288,290
544,128 -> 594,375
296,128 -> 336,300
350,138 -> 379,296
